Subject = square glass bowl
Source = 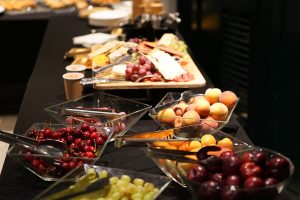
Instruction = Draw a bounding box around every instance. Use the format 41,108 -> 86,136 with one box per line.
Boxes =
143,124 -> 250,187
149,91 -> 239,130
35,164 -> 172,200
7,123 -> 114,181
44,92 -> 152,138
174,146 -> 294,200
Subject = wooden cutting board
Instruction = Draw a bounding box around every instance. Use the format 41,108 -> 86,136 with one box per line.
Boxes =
93,54 -> 206,90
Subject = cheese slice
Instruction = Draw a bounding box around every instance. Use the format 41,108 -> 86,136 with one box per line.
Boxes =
146,49 -> 185,80
112,64 -> 127,77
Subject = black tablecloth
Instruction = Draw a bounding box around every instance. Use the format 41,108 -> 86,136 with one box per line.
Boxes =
0,13 -> 293,200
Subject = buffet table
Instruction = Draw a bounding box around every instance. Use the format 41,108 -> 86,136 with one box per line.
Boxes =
0,13 -> 293,200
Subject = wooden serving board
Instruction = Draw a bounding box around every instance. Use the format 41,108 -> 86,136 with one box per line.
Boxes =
93,54 -> 206,90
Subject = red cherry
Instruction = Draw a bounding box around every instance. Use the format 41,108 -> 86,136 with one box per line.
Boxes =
242,152 -> 254,163
89,146 -> 96,152
25,151 -> 34,162
75,138 -> 82,145
51,132 -> 60,139
74,128 -> 82,137
38,164 -> 46,172
90,132 -> 99,140
44,128 -> 53,138
66,127 -> 73,134
70,143 -> 78,149
243,176 -> 264,188
266,156 -> 289,169
240,162 -> 263,179
89,126 -> 97,133
83,145 -> 90,152
96,137 -> 104,145
68,161 -> 76,169
197,181 -> 221,200
83,131 -> 90,139
61,162 -> 69,169
67,135 -> 74,143
31,159 -> 40,168
85,139 -> 92,146
59,138 -> 67,144
100,133 -> 108,140
81,123 -> 90,132
85,151 -> 94,158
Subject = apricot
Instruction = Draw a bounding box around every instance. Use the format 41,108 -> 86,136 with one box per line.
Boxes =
217,138 -> 233,149
182,110 -> 201,125
186,103 -> 196,111
189,140 -> 202,150
189,95 -> 206,104
204,88 -> 222,104
201,116 -> 219,128
173,101 -> 189,112
219,91 -> 238,108
201,134 -> 217,146
158,108 -> 176,124
174,117 -> 183,128
210,102 -> 229,121
194,98 -> 210,118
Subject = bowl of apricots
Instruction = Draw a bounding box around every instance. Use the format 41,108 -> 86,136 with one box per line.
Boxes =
149,88 -> 239,131
116,124 -> 250,187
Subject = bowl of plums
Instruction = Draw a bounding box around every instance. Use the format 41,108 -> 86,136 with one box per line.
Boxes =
35,164 -> 172,200
44,91 -> 151,139
149,88 -> 239,131
7,123 -> 114,181
141,124 -> 251,187
174,146 -> 294,200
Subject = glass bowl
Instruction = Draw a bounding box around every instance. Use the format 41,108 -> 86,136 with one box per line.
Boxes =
35,164 -> 172,200
44,92 -> 152,138
174,146 -> 294,200
149,91 -> 239,130
7,123 -> 113,181
142,124 -> 251,187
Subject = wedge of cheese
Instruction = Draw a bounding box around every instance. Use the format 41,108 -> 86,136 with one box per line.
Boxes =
146,49 -> 185,80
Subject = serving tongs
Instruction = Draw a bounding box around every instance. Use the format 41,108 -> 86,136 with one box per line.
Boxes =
92,54 -> 131,74
41,168 -> 109,200
80,77 -> 126,85
146,146 -> 223,165
58,107 -> 124,120
0,130 -> 67,157
115,129 -> 181,148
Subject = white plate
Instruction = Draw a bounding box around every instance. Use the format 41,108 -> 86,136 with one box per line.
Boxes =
88,10 -> 130,27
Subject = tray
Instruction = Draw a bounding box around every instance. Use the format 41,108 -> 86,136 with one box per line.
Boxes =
93,54 -> 206,90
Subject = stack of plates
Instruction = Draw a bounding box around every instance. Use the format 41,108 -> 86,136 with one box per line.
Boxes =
88,9 -> 131,27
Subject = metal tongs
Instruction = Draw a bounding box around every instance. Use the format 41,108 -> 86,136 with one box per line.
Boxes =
149,90 -> 193,115
114,129 -> 177,148
80,77 -> 126,85
146,146 -> 223,165
92,54 -> 131,74
58,107 -> 124,119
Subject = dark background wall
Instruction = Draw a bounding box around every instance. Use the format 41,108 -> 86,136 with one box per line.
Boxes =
0,19 -> 47,114
178,0 -> 299,195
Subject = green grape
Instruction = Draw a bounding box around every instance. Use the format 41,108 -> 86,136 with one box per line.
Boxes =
143,183 -> 155,192
142,193 -> 152,200
133,178 -> 144,186
109,176 -> 119,185
99,170 -> 108,178
131,192 -> 143,199
121,174 -> 131,182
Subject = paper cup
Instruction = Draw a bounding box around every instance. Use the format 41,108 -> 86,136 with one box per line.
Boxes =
62,72 -> 84,100
65,64 -> 86,76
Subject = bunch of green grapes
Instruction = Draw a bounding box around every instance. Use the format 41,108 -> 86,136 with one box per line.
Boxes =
71,169 -> 159,200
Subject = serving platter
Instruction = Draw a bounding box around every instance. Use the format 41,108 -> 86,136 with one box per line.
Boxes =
93,54 -> 206,90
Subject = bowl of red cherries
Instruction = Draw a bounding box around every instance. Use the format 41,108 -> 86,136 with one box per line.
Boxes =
7,123 -> 113,181
174,146 -> 294,200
